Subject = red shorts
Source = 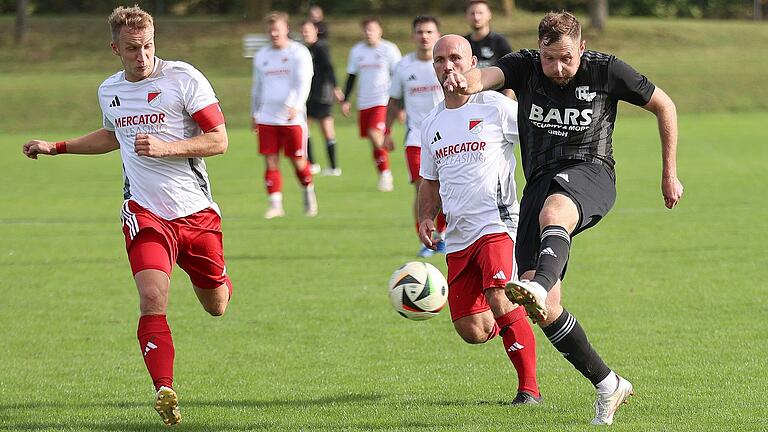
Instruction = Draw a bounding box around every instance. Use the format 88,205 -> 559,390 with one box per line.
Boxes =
258,124 -> 307,159
121,200 -> 229,289
445,233 -> 515,321
358,106 -> 387,138
405,146 -> 421,183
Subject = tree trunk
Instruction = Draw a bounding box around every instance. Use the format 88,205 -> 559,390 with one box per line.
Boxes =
14,0 -> 28,43
589,0 -> 608,32
501,0 -> 515,17
756,0 -> 763,20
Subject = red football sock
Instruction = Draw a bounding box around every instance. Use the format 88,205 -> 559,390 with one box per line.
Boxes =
137,314 -> 175,391
264,168 -> 282,195
436,212 -> 447,234
496,306 -> 539,397
373,147 -> 389,172
295,162 -> 312,186
225,276 -> 233,301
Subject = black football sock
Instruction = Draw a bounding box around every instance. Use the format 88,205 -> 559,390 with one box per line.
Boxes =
542,309 -> 611,386
532,225 -> 571,291
306,136 -> 316,164
326,138 -> 337,169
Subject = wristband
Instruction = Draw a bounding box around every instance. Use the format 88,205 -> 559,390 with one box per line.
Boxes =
55,141 -> 68,154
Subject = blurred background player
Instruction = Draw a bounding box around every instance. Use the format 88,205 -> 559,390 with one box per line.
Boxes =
341,18 -> 402,191
464,0 -> 515,99
385,15 -> 447,257
22,5 -> 233,425
308,4 -> 328,40
418,34 -> 540,405
252,11 -> 317,219
301,19 -> 344,177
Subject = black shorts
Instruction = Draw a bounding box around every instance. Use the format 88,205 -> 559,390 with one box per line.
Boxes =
516,162 -> 616,278
307,101 -> 332,119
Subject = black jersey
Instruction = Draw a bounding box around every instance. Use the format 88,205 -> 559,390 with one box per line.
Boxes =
307,40 -> 337,105
464,32 -> 513,69
497,49 -> 655,181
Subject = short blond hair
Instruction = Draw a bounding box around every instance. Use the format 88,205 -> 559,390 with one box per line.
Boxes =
265,11 -> 289,26
108,5 -> 154,42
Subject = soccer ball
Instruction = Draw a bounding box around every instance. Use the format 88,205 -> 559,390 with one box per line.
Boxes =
388,261 -> 449,321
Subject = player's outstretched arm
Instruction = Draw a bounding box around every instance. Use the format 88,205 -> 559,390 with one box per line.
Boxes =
417,179 -> 441,250
23,129 -> 119,159
643,87 -> 683,209
443,66 -> 504,95
135,124 -> 228,159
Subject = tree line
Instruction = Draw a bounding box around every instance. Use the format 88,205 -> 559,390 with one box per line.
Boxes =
3,0 -> 765,19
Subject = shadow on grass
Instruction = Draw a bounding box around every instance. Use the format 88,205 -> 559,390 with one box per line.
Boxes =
0,393 -> 387,431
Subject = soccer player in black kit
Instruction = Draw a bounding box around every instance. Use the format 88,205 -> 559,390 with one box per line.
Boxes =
301,19 -> 343,176
443,11 -> 684,425
464,0 -> 515,99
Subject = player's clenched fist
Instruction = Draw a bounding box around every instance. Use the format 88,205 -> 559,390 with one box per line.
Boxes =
22,140 -> 55,159
134,133 -> 168,158
442,71 -> 468,93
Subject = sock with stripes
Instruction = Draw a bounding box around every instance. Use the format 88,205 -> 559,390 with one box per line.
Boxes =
137,314 -> 175,390
326,138 -> 337,169
542,309 -> 611,386
532,225 -> 571,291
496,306 -> 539,397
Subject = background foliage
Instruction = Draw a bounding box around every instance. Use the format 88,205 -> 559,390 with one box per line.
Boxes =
0,0 -> 763,18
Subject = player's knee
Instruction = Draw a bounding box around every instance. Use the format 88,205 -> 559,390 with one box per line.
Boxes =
204,301 -> 228,317
455,324 -> 492,344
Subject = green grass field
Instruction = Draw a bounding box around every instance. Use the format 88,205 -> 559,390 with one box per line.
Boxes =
1,111 -> 767,431
1,13 -> 767,432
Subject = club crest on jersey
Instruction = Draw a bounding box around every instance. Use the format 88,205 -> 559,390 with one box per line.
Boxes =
575,86 -> 596,102
147,91 -> 162,107
469,119 -> 483,134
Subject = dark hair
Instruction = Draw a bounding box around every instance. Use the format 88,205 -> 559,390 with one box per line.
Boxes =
361,17 -> 381,28
538,11 -> 581,46
465,0 -> 491,12
412,15 -> 440,30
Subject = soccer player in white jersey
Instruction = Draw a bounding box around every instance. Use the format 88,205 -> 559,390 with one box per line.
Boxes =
418,35 -> 541,405
341,18 -> 402,191
252,11 -> 317,219
385,16 -> 447,258
22,6 -> 231,426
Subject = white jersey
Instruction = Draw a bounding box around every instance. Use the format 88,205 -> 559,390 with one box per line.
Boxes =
389,52 -> 444,147
99,58 -> 223,220
252,40 -> 313,126
346,40 -> 402,110
420,91 -> 520,254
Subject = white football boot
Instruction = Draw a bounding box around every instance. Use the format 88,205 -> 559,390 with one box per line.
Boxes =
154,386 -> 181,426
303,186 -> 318,217
264,206 -> 285,219
377,171 -> 394,192
309,163 -> 321,175
505,279 -> 548,323
591,375 -> 634,425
